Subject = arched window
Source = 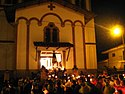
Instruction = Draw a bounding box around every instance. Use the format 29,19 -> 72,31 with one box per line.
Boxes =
44,22 -> 59,42
52,28 -> 59,42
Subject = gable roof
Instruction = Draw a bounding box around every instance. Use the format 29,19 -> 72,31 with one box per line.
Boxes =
102,45 -> 124,54
4,0 -> 95,24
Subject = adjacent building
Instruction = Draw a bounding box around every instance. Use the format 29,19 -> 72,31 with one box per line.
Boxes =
98,45 -> 125,70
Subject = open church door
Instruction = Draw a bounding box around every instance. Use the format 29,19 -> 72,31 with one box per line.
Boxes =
40,51 -> 62,70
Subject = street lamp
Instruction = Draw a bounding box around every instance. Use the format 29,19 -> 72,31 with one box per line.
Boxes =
112,25 -> 125,64
112,28 -> 121,37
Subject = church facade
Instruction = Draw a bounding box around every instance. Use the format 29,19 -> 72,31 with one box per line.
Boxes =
0,0 -> 97,76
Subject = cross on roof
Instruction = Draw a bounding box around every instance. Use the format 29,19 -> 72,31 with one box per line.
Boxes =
48,3 -> 55,11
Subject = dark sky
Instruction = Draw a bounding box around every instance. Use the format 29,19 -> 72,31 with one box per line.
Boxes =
91,0 -> 125,61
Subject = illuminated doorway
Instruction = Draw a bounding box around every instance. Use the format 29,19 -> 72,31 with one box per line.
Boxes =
40,51 -> 62,70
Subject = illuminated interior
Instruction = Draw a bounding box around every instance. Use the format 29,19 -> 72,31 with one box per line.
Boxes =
40,51 -> 62,70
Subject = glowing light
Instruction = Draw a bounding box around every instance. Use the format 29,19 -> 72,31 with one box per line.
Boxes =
48,75 -> 51,78
88,74 -> 90,77
40,51 -> 62,70
55,76 -> 57,79
123,74 -> 125,78
123,74 -> 125,76
111,25 -> 123,37
76,75 -> 80,79
67,76 -> 70,79
52,74 -> 55,77
90,78 -> 92,82
85,78 -> 87,81
61,66 -> 64,70
72,75 -> 74,78
114,28 -> 120,35
115,89 -> 118,93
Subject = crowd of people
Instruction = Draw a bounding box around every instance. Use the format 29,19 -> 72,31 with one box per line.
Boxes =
0,66 -> 125,94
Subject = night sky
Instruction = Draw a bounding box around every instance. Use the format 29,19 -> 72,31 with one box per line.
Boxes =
91,0 -> 125,61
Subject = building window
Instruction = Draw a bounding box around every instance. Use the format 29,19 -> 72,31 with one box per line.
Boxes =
112,53 -> 115,57
45,28 -> 51,42
44,22 -> 59,42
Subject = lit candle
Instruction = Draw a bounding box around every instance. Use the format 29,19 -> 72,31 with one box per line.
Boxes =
76,75 -> 80,79
52,74 -> 55,77
115,89 -> 118,93
85,78 -> 87,81
72,75 -> 74,78
88,75 -> 90,77
67,76 -> 70,79
55,76 -> 57,79
90,78 -> 92,82
48,75 -> 51,78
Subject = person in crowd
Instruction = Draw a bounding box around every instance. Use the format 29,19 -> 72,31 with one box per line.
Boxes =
117,79 -> 125,94
73,78 -> 81,94
32,79 -> 40,94
42,84 -> 49,94
103,77 -> 115,94
71,80 -> 77,94
2,80 -> 10,94
86,76 -> 100,94
79,78 -> 91,94
96,76 -> 105,94
23,79 -> 32,94
55,80 -> 64,94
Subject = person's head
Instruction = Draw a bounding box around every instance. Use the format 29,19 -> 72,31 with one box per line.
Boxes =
77,78 -> 83,85
97,76 -> 103,83
105,79 -> 111,86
